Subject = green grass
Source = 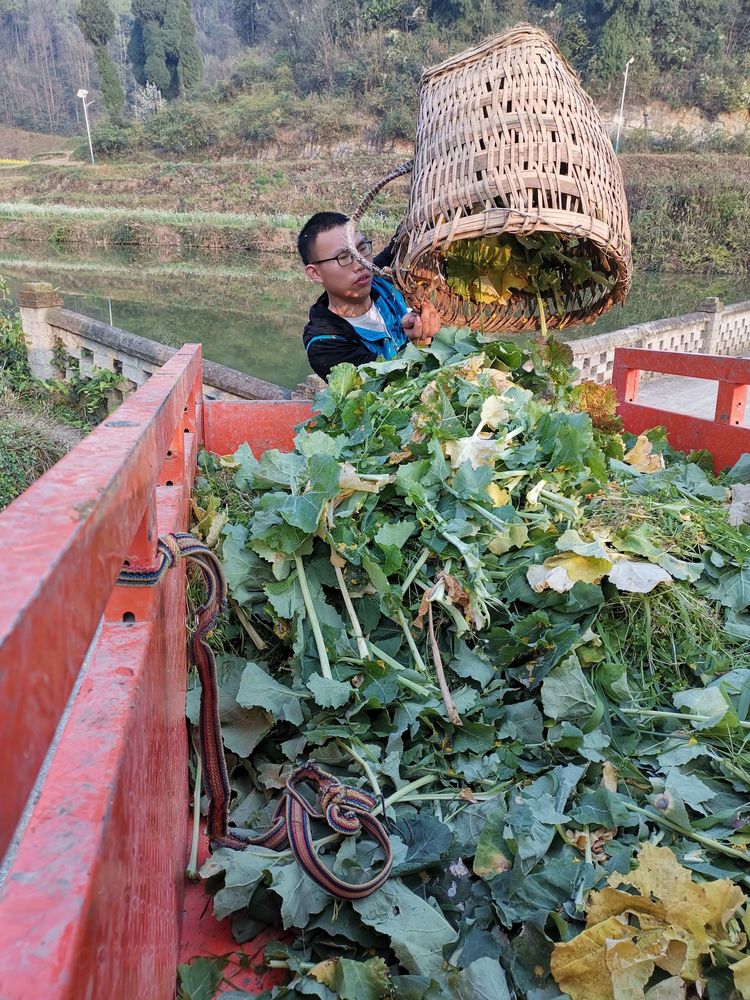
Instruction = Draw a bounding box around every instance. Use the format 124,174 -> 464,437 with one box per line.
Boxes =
0,200 -> 307,230
0,393 -> 75,510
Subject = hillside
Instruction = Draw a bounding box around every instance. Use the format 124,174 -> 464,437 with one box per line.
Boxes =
0,153 -> 748,273
1,0 -> 747,140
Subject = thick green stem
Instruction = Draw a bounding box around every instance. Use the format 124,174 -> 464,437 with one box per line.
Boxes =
338,740 -> 382,798
233,602 -> 268,651
367,640 -> 436,699
535,288 -> 548,337
621,708 -> 750,730
295,553 -> 332,679
401,547 -> 431,595
397,610 -> 429,674
622,802 -> 749,861
333,558 -> 369,659
186,752 -> 202,881
268,961 -> 316,971
428,601 -> 462,727
382,774 -> 436,807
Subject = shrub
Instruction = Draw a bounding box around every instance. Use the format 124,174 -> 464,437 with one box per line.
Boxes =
373,104 -> 415,146
299,95 -> 360,145
144,103 -> 219,154
90,119 -> 133,156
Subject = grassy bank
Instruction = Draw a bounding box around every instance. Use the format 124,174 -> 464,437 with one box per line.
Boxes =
0,153 -> 747,271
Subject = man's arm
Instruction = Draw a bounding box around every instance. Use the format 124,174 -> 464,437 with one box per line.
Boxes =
402,301 -> 442,347
306,334 -> 375,381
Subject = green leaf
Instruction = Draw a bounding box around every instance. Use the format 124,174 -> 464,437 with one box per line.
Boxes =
727,453 -> 750,484
307,673 -> 352,709
392,814 -> 453,876
295,430 -> 344,459
270,862 -> 331,929
236,660 -> 305,726
221,522 -> 256,602
473,807 -> 513,879
450,957 -> 512,1000
541,654 -> 597,723
450,641 -> 496,686
314,957 -> 391,1000
353,880 -> 458,976
673,686 -> 736,731
203,845 -> 283,920
177,957 -> 224,1000
710,565 -> 750,611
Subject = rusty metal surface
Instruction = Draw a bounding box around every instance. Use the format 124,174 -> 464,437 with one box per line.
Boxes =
613,347 -> 750,471
0,585 -> 187,998
180,830 -> 287,995
0,345 -> 202,858
203,400 -> 313,456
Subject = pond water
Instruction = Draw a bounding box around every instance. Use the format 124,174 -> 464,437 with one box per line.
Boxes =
3,241 -> 750,389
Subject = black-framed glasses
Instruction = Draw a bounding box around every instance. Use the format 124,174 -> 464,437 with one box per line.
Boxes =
310,239 -> 373,267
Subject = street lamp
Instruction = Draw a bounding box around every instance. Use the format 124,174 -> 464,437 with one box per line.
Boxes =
76,88 -> 95,166
614,57 -> 635,154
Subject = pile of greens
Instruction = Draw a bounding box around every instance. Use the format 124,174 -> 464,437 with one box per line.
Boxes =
442,233 -> 616,331
181,330 -> 750,1000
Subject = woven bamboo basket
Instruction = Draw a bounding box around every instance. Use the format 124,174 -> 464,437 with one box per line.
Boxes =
347,26 -> 632,333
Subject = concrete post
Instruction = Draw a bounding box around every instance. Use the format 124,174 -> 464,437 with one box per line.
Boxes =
697,297 -> 723,355
18,282 -> 64,380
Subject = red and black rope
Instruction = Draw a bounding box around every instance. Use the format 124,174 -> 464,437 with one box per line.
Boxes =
118,534 -> 393,899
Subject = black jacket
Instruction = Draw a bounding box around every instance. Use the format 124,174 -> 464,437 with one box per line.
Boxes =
302,242 -> 400,381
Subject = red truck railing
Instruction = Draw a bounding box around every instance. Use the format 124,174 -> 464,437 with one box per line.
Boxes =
0,343 -> 747,998
612,348 -> 750,472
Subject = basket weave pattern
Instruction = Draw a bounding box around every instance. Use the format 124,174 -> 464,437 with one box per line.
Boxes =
390,26 -> 632,333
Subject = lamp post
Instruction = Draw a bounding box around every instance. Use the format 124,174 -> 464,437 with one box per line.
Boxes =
76,88 -> 95,166
614,57 -> 635,154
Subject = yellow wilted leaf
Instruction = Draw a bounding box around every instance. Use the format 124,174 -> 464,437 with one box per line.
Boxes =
552,843 -> 749,1000
624,435 -> 665,473
608,932 -> 679,1000
732,953 -> 750,998
601,761 -> 619,793
645,979 -> 687,1000
338,463 -> 394,496
444,436 -> 503,469
480,395 -> 509,429
527,552 -> 613,593
487,483 -> 510,507
310,958 -> 337,987
617,843 -> 746,980
550,915 -> 632,1000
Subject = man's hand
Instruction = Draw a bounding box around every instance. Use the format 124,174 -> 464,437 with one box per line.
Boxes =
402,301 -> 441,347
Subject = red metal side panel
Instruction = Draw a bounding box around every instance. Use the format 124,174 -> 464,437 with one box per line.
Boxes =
203,401 -> 313,456
0,346 -> 202,858
612,348 -> 750,472
0,488 -> 189,1000
618,402 -> 750,471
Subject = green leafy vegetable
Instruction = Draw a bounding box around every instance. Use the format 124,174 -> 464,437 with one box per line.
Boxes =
188,330 -> 750,1000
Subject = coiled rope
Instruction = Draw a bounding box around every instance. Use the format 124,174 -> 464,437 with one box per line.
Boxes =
118,533 -> 392,900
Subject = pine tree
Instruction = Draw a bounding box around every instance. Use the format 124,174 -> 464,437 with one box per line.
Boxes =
128,0 -> 203,99
76,0 -> 126,121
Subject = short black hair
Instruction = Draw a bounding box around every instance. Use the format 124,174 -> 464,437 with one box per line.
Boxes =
297,211 -> 349,265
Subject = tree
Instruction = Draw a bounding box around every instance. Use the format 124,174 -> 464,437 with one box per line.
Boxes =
76,0 -> 125,120
233,0 -> 264,45
76,0 -> 115,45
128,0 -> 202,99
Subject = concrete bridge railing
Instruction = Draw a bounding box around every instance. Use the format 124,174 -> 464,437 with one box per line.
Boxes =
18,282 -> 323,404
571,296 -> 750,383
18,282 -> 750,401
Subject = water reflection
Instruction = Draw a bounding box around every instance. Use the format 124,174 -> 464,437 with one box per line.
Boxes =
2,242 -> 749,388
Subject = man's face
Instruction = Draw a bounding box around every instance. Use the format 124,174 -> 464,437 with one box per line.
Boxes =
304,225 -> 373,302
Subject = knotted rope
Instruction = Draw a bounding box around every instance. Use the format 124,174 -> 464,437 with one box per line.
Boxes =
118,534 -> 392,900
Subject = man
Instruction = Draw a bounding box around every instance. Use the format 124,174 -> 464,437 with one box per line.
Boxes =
298,211 -> 441,381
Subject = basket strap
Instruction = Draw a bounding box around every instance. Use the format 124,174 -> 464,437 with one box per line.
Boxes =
346,159 -> 413,277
